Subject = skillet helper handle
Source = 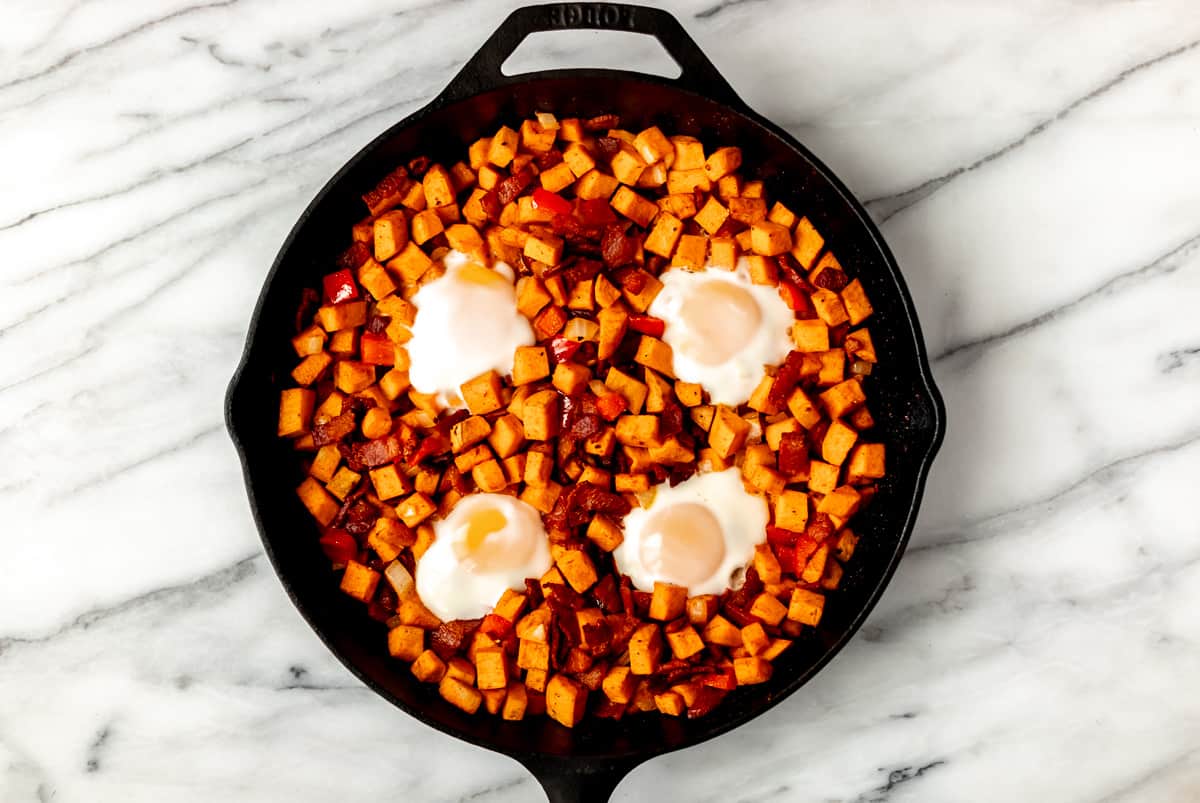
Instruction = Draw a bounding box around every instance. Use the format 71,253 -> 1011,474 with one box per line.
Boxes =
438,2 -> 743,107
519,755 -> 640,803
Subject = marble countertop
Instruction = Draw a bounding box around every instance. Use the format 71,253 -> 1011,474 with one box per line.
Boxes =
4,1 -> 1199,800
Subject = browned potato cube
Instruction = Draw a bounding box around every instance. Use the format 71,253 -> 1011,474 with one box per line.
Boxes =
292,324 -> 326,357
621,270 -> 663,313
707,237 -> 736,269
547,673 -> 587,728
524,233 -> 564,266
632,125 -> 672,164
666,169 -> 711,194
367,518 -> 415,563
791,216 -> 824,269
410,208 -> 444,245
754,543 -> 783,585
368,464 -> 408,501
610,186 -> 658,228
309,444 -> 341,483
474,647 -> 509,690
316,300 -> 368,332
411,649 -> 447,683
524,448 -> 554,487
818,485 -> 862,519
836,530 -> 859,562
397,492 -> 436,527
454,444 -> 493,472
846,443 -> 886,484
615,415 -> 660,448
459,370 -> 504,415
451,415 -> 492,453
841,278 -> 874,325
520,480 -> 562,514
788,587 -> 826,626
279,388 -> 315,437
512,346 -> 550,386
785,387 -> 822,429
594,274 -> 622,308
741,622 -> 771,655
340,560 -> 380,602
808,460 -> 840,495
750,221 -> 792,256
822,420 -> 859,465
585,514 -> 624,552
487,125 -> 519,167
516,276 -> 552,319
666,625 -> 706,660
602,666 -> 637,704
326,468 -> 360,500
670,136 -> 705,170
733,657 -> 773,685
472,459 -> 507,493
521,390 -> 559,440
702,615 -> 743,647
563,142 -> 596,177
605,366 -> 648,414
518,639 -> 551,671
801,544 -> 829,585
296,477 -> 338,526
775,490 -> 810,532
387,625 -> 424,661
673,381 -> 702,407
644,212 -> 683,257
694,196 -> 729,235
671,234 -> 708,270
356,259 -> 397,301
634,335 -> 674,377
728,196 -> 767,225
767,201 -> 797,229
749,593 -> 789,627
658,193 -> 698,219
654,690 -> 685,716
575,169 -> 620,200
614,472 -> 650,493
817,349 -> 845,386
596,305 -> 629,361
819,379 -> 867,419
333,361 -> 374,394
811,288 -> 849,327
703,146 -> 742,180
372,210 -> 409,262
649,582 -> 687,621
709,405 -> 750,459
687,595 -> 719,625
629,623 -> 663,675
555,548 -> 599,593
790,319 -> 830,353
501,681 -> 528,721
526,669 -> 549,694
439,675 -> 483,714
552,362 -> 591,396
484,413 -> 523,460
388,242 -> 434,283
745,254 -> 778,285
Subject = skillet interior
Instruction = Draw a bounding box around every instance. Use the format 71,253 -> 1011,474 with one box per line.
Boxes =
226,67 -> 944,788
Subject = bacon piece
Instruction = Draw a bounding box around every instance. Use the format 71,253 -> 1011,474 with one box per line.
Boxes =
294,287 -> 319,333
496,167 -> 535,205
536,149 -> 564,170
561,258 -> 604,285
430,618 -> 482,659
345,436 -> 400,469
406,155 -> 431,178
312,411 -> 356,447
601,224 -> 640,267
814,268 -> 849,291
590,574 -> 623,614
767,351 -> 806,411
778,430 -> 810,475
337,241 -> 373,271
584,114 -> 620,132
545,482 -> 631,530
686,686 -> 728,718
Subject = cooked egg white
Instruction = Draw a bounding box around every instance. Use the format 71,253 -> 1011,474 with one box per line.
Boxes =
648,257 -> 793,406
407,250 -> 534,409
613,468 -> 768,596
415,493 -> 552,622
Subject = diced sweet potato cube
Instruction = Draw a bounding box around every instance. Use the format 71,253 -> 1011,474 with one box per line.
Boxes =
387,625 -> 425,661
502,681 -> 528,720
817,349 -> 845,386
586,514 -> 624,552
654,690 -> 685,716
292,325 -> 326,357
397,492 -> 436,527
524,233 -> 564,266
648,435 -> 694,464
686,595 -> 719,626
563,143 -> 596,177
365,464 -> 405,502
621,270 -> 664,312
575,169 -> 619,200
614,473 -> 650,493
666,625 -> 706,660
670,135 -> 705,170
754,543 -> 783,585
357,258 -> 398,302
728,196 -> 767,225
658,192 -> 698,220
674,381 -> 702,407
750,220 -> 792,256
386,243 -> 433,284
812,288 -> 849,327
703,146 -> 742,180
744,254 -> 778,285
649,582 -> 687,621
340,560 -> 380,602
629,623 -> 663,675
511,346 -> 550,386
474,647 -> 509,690
644,212 -> 683,257
741,622 -> 771,655
457,369 -> 504,415
410,208 -> 444,245
439,675 -> 483,714
309,444 -> 341,483
523,448 -> 554,487
634,336 -> 674,377
846,442 -> 886,484
521,390 -> 559,440
709,237 -> 737,269
539,161 -> 575,193
472,459 -> 507,493
671,234 -> 708,270
610,148 -> 647,185
808,461 -> 840,495
836,529 -> 859,562
802,544 -> 829,585
767,201 -> 797,229
701,615 -> 742,647
481,413 -> 522,460
788,587 -> 826,626
451,415 -> 492,453
709,405 -> 750,459
332,361 -> 374,394
615,415 -> 660,448
749,593 -> 789,627
841,278 -> 874,325
775,490 -> 809,532
822,420 -> 858,465
791,217 -> 824,269
694,197 -> 729,235
367,518 -> 415,563
454,444 -> 493,472
819,379 -> 867,419
518,639 -> 551,671
372,210 -> 409,262
279,388 -> 315,437
633,125 -> 673,164
421,165 -> 455,208
818,485 -> 862,519
605,366 -> 647,414
666,169 -> 711,194
411,649 -> 447,683
486,125 -> 519,167
526,670 -> 549,695
556,549 -> 599,593
643,368 -> 671,414
520,480 -> 562,514
552,362 -> 591,396
790,319 -> 830,353
546,673 -> 587,728
733,656 -> 773,685
602,666 -> 637,704
610,186 -> 658,227
297,477 -> 338,525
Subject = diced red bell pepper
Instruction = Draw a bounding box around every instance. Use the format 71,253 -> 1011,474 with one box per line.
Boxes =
766,525 -> 802,546
319,529 -> 357,564
550,336 -> 582,365
595,393 -> 628,421
408,433 -> 448,466
778,280 -> 806,311
323,269 -> 360,305
530,187 -> 573,216
795,534 -> 821,562
360,332 -> 394,365
575,198 -> 618,226
701,666 -> 737,691
479,613 -> 513,638
627,315 -> 666,337
775,544 -> 800,575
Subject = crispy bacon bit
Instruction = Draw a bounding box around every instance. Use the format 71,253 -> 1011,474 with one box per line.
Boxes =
406,155 -> 431,178
430,618 -> 482,659
814,268 -> 849,291
575,198 -> 618,227
545,582 -> 586,612
409,433 -> 449,466
366,313 -> 390,335
727,566 -> 763,611
581,619 -> 614,656
647,659 -> 708,692
594,136 -> 622,158
496,167 -> 535,205
767,350 -> 806,410
632,590 -> 652,618
525,578 -> 545,608
829,322 -> 850,347
778,430 -> 810,475
667,460 -> 698,488
294,287 -> 319,333
593,699 -> 626,720
536,149 -> 564,170
584,114 -> 621,132
660,399 -> 684,439
312,410 -> 356,447
479,190 -> 502,222
687,686 -> 728,718
346,436 -> 401,469
612,265 -> 647,292
340,496 -> 378,536
362,166 -> 409,214
602,225 -> 641,267
605,614 -> 638,651
723,604 -> 756,628
545,482 -> 631,530
367,585 -> 398,622
336,241 -> 372,271
479,613 -> 513,638
701,666 -> 738,691
774,254 -> 805,285
766,525 -> 802,546
806,513 -> 836,543
561,258 -> 604,285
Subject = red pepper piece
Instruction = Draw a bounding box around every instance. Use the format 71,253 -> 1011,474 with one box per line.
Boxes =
575,198 -> 618,226
322,269 -> 360,305
479,613 -> 513,639
319,529 -> 357,564
701,667 -> 737,691
775,544 -> 800,575
628,315 -> 666,337
360,332 -> 394,365
778,280 -> 806,311
531,187 -> 573,216
408,433 -> 448,466
766,525 -> 802,546
550,336 -> 582,365
595,393 -> 628,421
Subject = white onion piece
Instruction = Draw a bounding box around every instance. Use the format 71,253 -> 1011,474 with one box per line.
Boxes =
385,560 -> 415,598
563,317 -> 599,341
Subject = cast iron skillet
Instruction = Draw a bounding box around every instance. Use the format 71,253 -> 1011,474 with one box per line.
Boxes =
226,4 -> 946,801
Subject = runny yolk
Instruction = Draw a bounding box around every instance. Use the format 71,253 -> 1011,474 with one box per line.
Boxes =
638,502 -> 726,586
678,280 -> 761,365
455,507 -> 530,572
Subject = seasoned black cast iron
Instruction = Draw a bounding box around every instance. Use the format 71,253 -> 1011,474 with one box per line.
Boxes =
226,4 -> 946,801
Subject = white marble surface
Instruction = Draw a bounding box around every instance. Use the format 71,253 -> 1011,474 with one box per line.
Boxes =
3,0 -> 1199,800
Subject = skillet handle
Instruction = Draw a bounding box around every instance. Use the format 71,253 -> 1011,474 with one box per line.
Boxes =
518,754 -> 641,803
437,2 -> 743,107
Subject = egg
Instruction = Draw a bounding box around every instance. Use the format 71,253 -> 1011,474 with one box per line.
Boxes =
613,468 -> 768,595
416,493 -> 552,622
648,257 -> 794,406
407,250 -> 534,409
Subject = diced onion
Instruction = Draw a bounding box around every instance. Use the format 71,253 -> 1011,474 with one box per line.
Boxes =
536,112 -> 559,129
563,317 -> 599,342
385,560 -> 415,598
635,487 -> 657,509
850,359 -> 873,376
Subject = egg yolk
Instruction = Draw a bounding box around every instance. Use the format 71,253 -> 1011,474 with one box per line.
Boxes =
638,503 -> 727,586
454,507 -> 532,573
678,280 -> 762,365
